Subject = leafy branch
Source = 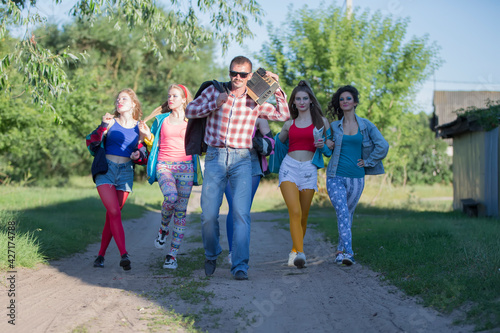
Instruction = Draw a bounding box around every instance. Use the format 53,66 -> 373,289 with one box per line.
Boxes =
456,99 -> 500,131
0,0 -> 263,111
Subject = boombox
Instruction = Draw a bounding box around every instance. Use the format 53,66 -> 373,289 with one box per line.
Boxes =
247,68 -> 280,105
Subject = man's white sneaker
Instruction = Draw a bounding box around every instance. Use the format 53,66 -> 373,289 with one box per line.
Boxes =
163,255 -> 177,269
227,251 -> 232,266
288,251 -> 297,267
154,228 -> 169,249
294,252 -> 306,269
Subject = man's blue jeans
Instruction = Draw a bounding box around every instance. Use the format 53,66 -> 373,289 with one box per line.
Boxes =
201,146 -> 252,275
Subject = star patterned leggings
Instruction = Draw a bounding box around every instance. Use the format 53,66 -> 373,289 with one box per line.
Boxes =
326,175 -> 365,257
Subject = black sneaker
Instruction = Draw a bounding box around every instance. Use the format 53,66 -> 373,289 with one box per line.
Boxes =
204,259 -> 217,276
120,253 -> 131,271
93,255 -> 104,268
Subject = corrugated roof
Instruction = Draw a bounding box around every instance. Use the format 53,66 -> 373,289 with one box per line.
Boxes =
433,91 -> 500,126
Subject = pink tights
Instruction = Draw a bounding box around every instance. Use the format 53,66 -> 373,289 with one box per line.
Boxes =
97,185 -> 129,256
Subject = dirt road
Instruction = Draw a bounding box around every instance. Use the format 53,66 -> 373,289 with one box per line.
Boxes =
1,189 -> 474,333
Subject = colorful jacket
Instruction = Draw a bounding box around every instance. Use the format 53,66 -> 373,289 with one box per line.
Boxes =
145,112 -> 203,185
253,129 -> 275,176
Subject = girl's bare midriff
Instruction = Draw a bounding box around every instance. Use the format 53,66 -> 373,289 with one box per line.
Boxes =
106,154 -> 131,164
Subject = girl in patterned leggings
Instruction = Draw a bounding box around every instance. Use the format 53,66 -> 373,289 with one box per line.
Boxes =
325,85 -> 389,266
143,84 -> 199,269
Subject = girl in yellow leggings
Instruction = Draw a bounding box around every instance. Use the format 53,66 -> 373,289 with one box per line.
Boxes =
277,80 -> 332,269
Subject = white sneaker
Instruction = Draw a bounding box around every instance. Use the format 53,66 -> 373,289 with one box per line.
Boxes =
227,252 -> 232,265
342,253 -> 355,266
163,255 -> 177,269
335,252 -> 344,265
294,252 -> 306,269
288,251 -> 297,267
154,227 -> 169,249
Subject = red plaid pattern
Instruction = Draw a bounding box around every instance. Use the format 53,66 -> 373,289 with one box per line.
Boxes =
185,85 -> 290,149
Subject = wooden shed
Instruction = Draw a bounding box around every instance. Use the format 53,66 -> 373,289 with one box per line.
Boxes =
431,91 -> 500,153
437,116 -> 499,217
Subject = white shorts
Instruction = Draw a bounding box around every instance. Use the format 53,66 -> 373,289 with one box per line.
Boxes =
278,155 -> 318,191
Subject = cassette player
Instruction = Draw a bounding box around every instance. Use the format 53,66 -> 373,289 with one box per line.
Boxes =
247,68 -> 280,105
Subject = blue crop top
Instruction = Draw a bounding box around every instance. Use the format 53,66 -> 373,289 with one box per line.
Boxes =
105,122 -> 140,158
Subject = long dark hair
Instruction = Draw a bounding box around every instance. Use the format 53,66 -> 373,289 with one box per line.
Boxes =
327,85 -> 359,120
288,80 -> 325,130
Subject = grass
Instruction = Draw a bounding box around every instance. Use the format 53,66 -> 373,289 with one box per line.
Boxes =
1,176 -> 499,330
146,246 -> 223,331
0,210 -> 45,269
0,175 -> 164,264
149,247 -> 215,305
142,307 -> 199,332
252,179 -> 500,331
313,207 -> 500,330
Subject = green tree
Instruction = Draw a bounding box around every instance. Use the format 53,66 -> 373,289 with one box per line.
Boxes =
258,3 -> 448,185
384,112 -> 451,185
258,3 -> 441,131
0,13 -> 224,184
0,0 -> 263,112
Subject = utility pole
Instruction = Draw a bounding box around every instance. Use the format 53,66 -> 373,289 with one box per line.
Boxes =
346,0 -> 353,19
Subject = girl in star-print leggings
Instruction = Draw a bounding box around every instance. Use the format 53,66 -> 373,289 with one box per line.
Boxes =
326,176 -> 364,263
324,85 -> 389,266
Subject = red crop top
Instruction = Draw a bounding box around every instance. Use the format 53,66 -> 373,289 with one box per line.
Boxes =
288,121 -> 316,153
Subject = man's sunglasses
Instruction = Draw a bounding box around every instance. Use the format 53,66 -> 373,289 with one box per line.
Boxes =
229,70 -> 250,78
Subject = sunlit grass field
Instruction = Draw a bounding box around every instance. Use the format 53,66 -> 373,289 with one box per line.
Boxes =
0,175 -> 498,330
0,175 -> 165,263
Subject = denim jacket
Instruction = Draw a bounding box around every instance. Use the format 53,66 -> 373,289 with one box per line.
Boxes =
326,114 -> 389,177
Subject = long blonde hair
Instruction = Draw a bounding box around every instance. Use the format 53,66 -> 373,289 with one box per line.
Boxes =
113,88 -> 143,120
144,84 -> 193,122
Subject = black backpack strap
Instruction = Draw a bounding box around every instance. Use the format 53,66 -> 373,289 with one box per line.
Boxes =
185,80 -> 232,156
212,80 -> 231,94
194,81 -> 214,100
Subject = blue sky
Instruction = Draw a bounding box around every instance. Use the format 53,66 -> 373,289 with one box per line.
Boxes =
29,0 -> 500,114
218,0 -> 500,113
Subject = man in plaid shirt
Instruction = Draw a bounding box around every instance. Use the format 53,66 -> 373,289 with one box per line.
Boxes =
185,56 -> 290,280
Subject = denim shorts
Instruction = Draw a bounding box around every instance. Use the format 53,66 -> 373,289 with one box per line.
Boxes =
95,159 -> 134,192
279,155 -> 318,191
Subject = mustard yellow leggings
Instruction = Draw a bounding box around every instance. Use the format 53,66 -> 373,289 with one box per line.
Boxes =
280,181 -> 315,253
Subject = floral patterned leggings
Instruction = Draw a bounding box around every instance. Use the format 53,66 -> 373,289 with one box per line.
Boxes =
326,175 -> 365,256
156,160 -> 194,257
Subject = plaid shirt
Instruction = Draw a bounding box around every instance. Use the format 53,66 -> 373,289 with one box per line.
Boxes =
185,85 -> 290,149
